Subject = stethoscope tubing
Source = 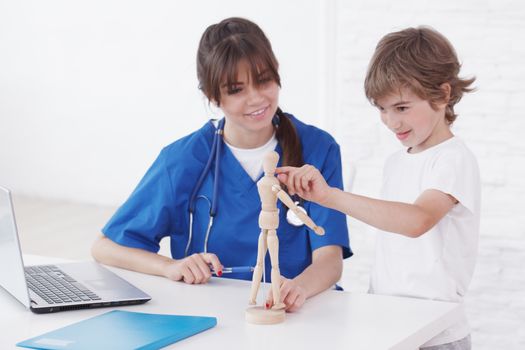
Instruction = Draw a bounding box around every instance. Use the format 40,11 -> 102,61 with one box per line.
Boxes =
185,119 -> 224,257
188,119 -> 224,214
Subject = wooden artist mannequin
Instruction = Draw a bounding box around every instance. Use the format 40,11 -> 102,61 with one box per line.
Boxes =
246,151 -> 325,325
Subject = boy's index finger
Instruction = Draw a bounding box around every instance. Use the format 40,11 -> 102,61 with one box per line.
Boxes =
275,166 -> 295,174
276,173 -> 288,182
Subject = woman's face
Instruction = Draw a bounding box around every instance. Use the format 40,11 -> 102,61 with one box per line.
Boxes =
217,61 -> 279,149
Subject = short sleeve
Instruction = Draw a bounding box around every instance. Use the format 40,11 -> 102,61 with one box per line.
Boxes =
422,149 -> 480,215
308,142 -> 353,259
102,149 -> 176,252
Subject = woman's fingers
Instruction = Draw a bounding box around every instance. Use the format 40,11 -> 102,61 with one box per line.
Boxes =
286,291 -> 305,312
178,264 -> 193,284
283,287 -> 300,310
180,253 -> 221,284
186,257 -> 205,284
265,290 -> 274,309
263,277 -> 307,312
195,254 -> 214,282
202,253 -> 223,276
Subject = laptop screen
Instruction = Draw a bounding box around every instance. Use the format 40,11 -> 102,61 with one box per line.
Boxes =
0,186 -> 31,308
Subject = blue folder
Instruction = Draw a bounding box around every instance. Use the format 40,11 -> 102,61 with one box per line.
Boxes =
16,310 -> 217,350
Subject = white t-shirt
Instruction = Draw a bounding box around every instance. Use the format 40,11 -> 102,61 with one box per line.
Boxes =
369,136 -> 481,346
225,134 -> 278,181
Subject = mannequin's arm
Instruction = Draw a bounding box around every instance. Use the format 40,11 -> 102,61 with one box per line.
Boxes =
272,184 -> 325,235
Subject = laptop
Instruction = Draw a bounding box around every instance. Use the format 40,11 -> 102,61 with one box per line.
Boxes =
0,186 -> 151,314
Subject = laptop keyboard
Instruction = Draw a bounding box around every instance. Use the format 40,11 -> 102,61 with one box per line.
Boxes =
25,265 -> 101,304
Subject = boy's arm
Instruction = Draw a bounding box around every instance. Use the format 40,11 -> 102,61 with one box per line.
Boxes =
323,188 -> 457,238
276,165 -> 457,238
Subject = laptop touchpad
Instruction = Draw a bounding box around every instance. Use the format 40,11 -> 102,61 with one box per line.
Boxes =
85,279 -> 123,290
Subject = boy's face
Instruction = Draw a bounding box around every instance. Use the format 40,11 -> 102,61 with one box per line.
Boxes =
375,88 -> 452,153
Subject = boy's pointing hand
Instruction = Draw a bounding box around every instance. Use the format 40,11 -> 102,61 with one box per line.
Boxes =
275,165 -> 332,205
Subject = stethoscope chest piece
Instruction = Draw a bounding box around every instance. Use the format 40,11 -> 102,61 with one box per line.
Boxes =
286,201 -> 307,227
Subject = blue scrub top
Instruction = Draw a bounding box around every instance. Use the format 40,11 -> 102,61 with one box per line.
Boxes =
102,114 -> 352,281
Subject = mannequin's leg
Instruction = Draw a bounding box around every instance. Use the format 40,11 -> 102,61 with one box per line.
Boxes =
249,229 -> 267,305
267,229 -> 285,310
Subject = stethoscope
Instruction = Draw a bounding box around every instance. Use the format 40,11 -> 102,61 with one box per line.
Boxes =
184,116 -> 307,257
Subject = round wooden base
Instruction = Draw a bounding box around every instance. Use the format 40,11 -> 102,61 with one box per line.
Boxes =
245,306 -> 285,325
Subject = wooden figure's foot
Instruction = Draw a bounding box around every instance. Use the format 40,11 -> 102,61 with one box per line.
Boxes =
248,299 -> 256,305
271,302 -> 286,310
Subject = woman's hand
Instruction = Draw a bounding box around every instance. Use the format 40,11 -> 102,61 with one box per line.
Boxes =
275,165 -> 333,206
266,276 -> 307,312
163,252 -> 223,284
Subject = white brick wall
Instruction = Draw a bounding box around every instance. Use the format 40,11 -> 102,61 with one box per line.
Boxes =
333,1 -> 525,349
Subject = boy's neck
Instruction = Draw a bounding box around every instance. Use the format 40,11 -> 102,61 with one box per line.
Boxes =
409,125 -> 454,154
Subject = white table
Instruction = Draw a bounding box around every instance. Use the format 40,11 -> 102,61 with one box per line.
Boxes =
0,255 -> 462,349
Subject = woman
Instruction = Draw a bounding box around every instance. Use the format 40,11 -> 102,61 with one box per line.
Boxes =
91,17 -> 352,312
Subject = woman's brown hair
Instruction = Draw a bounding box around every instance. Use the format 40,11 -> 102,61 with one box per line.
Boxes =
364,26 -> 475,124
196,17 -> 303,168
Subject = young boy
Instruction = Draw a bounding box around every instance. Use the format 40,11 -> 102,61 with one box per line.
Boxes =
276,27 -> 480,349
